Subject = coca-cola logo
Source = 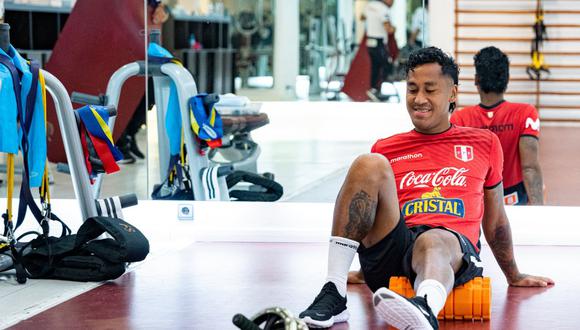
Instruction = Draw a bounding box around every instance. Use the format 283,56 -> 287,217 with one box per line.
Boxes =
400,167 -> 469,189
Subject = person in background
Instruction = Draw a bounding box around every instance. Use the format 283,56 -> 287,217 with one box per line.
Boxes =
361,0 -> 395,102
409,0 -> 429,48
451,46 -> 544,205
117,0 -> 170,164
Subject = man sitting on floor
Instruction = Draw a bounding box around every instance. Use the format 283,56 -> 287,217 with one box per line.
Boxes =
299,47 -> 553,330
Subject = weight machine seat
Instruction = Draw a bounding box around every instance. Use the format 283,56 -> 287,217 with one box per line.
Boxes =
220,113 -> 270,136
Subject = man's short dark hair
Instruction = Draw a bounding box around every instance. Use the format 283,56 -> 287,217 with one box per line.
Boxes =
474,46 -> 509,94
406,46 -> 459,112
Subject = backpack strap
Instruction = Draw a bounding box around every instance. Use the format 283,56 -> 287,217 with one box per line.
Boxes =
75,216 -> 150,263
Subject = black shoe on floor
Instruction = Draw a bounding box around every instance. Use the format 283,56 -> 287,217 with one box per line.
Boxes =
373,287 -> 439,330
299,282 -> 349,328
117,143 -> 136,164
366,88 -> 381,102
127,135 -> 145,159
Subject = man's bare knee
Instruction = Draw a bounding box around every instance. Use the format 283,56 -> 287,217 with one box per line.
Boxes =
412,230 -> 462,272
348,154 -> 394,185
414,233 -> 449,256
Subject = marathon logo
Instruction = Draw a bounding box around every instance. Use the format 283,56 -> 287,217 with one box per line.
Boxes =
402,197 -> 465,218
390,153 -> 423,164
479,123 -> 514,132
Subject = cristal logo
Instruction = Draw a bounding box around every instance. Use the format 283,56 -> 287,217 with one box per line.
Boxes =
400,167 -> 469,189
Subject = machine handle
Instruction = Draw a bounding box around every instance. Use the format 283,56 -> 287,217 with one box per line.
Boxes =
118,193 -> 139,208
71,91 -> 108,106
203,93 -> 220,106
232,314 -> 261,330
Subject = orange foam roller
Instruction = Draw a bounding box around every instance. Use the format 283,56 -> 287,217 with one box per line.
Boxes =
388,276 -> 491,321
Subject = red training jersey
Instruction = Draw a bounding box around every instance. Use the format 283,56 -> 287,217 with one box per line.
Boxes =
371,125 -> 503,249
450,101 -> 540,190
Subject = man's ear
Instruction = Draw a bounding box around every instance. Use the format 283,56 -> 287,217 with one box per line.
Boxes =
474,75 -> 480,86
449,84 -> 458,103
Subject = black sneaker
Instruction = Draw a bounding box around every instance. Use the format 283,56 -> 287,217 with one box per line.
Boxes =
373,287 -> 439,330
127,135 -> 145,159
117,144 -> 136,164
299,282 -> 349,328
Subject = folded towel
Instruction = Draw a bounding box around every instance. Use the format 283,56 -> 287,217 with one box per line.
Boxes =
216,93 -> 250,107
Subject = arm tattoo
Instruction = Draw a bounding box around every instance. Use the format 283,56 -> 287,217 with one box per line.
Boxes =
520,136 -> 544,205
487,223 -> 520,281
523,168 -> 544,205
344,190 -> 377,241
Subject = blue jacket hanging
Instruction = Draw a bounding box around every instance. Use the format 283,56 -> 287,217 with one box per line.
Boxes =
0,45 -> 47,187
0,49 -> 19,154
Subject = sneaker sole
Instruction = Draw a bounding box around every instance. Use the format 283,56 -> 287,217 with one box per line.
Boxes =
301,309 -> 350,328
366,90 -> 381,102
373,287 -> 434,330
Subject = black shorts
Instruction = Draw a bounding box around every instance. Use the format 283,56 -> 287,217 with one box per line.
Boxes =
357,217 -> 484,293
504,181 -> 528,205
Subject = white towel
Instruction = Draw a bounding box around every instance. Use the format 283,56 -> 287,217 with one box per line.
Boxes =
217,93 -> 250,107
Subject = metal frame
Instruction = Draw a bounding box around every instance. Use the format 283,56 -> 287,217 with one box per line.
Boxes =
43,70 -> 98,220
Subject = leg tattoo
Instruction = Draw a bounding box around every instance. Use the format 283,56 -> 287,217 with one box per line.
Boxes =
344,190 -> 377,241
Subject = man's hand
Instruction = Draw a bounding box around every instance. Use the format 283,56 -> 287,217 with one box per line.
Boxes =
482,184 -> 555,288
508,273 -> 554,287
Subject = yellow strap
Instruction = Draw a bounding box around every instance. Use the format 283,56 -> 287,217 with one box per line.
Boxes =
209,107 -> 216,126
38,70 -> 51,203
90,106 -> 115,144
180,129 -> 186,165
6,154 -> 15,223
190,106 -> 201,135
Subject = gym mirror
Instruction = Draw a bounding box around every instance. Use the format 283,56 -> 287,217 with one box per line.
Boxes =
0,0 -> 149,201
145,0 -> 577,206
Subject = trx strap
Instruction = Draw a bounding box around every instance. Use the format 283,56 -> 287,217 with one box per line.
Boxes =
0,55 -> 43,283
76,105 -> 122,182
0,55 -> 43,230
189,93 -> 223,149
527,0 -> 549,80
1,52 -> 69,283
226,170 -> 283,202
148,42 -> 183,157
151,136 -> 194,200
148,43 -> 223,152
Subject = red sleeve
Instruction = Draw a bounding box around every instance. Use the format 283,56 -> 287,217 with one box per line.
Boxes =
521,105 -> 540,138
371,141 -> 378,153
485,133 -> 504,189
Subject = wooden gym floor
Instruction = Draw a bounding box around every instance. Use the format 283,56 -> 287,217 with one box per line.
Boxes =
10,242 -> 579,329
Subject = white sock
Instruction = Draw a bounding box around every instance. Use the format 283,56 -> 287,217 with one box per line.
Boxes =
415,279 -> 448,316
325,236 -> 359,297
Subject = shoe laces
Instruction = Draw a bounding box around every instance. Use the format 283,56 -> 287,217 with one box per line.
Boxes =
412,295 -> 438,327
308,283 -> 344,311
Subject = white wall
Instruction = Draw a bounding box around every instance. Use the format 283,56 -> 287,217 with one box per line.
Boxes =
272,0 -> 299,98
428,0 -> 455,53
